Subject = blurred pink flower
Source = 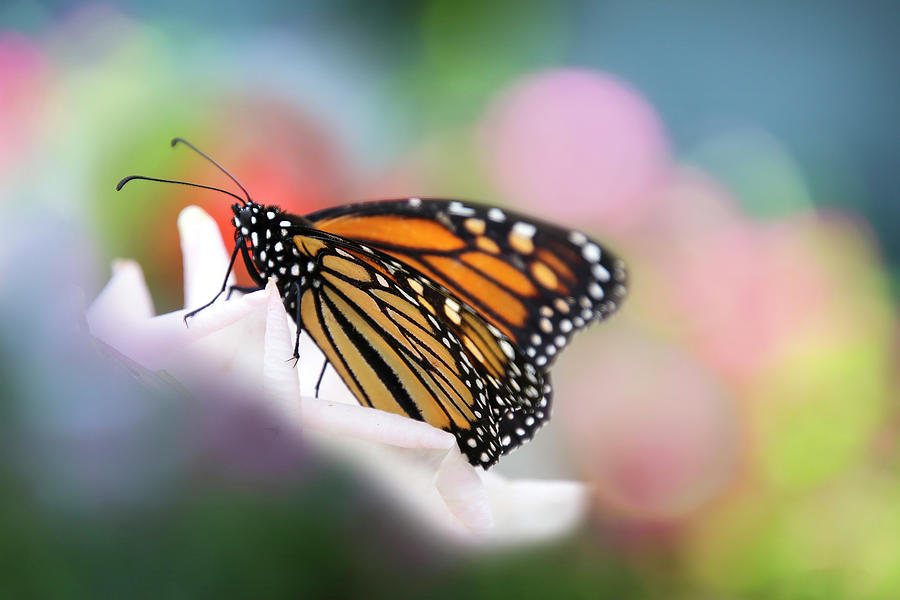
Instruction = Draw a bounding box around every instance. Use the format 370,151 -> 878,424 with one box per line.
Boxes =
479,68 -> 670,229
0,31 -> 50,169
636,167 -> 746,246
619,168 -> 841,381
653,223 -> 830,380
558,327 -> 739,521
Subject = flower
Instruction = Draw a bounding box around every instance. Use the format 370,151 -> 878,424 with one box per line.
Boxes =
0,31 -> 51,176
85,205 -> 588,543
478,68 -> 670,229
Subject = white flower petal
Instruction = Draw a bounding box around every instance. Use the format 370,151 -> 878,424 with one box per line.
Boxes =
179,205 -> 235,311
86,259 -> 154,339
94,288 -> 269,371
261,280 -> 303,428
435,448 -> 495,536
301,397 -> 456,450
170,287 -> 270,341
479,470 -> 588,544
169,298 -> 269,380
300,397 -> 494,536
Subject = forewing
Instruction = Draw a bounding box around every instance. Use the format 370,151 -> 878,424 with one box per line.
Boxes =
307,199 -> 627,369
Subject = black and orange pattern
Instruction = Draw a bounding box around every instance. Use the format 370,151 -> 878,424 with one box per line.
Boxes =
309,199 -> 627,369
285,229 -> 549,466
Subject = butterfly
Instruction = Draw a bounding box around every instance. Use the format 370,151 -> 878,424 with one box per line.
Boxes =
117,139 -> 627,468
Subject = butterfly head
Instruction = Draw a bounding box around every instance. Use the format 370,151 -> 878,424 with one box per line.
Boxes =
233,201 -> 274,247
232,201 -> 315,284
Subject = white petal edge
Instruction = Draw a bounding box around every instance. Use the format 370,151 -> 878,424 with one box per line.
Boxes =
179,205 -> 235,311
301,397 -> 494,536
91,287 -> 270,371
86,259 -> 155,339
261,279 -> 303,428
302,397 -> 456,450
479,470 -> 589,545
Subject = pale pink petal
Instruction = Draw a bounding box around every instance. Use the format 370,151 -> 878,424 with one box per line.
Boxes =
261,280 -> 303,428
435,448 -> 495,536
86,259 -> 154,339
178,205 -> 235,312
302,397 -> 456,450
161,294 -> 269,379
100,288 -> 269,371
479,471 -> 588,544
301,396 -> 494,536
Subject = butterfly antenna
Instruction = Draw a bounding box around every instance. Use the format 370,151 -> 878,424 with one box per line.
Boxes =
170,137 -> 252,205
115,175 -> 246,204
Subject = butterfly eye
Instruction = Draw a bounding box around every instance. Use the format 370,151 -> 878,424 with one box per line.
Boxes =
237,206 -> 253,226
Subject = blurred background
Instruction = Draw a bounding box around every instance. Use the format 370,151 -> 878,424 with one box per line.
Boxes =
1,1 -> 898,598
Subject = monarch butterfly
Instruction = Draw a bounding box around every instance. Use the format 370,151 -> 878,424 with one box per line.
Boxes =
117,139 -> 627,468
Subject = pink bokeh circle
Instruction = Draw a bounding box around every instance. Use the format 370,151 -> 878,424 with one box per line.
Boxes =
560,330 -> 739,520
0,32 -> 51,167
479,68 -> 670,229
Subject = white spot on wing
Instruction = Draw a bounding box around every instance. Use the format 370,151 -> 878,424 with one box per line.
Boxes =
448,201 -> 475,216
568,231 -> 587,245
512,221 -> 537,238
592,263 -> 611,282
582,242 -> 601,262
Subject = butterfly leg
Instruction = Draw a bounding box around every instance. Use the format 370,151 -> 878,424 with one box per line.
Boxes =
314,361 -> 327,398
288,280 -> 302,367
237,234 -> 263,283
226,285 -> 262,300
183,240 -> 243,325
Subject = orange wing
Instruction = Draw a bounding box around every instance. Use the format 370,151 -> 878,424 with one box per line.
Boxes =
307,199 -> 627,369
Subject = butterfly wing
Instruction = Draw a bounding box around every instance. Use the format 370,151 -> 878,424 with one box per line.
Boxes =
306,199 -> 627,369
289,228 -> 551,467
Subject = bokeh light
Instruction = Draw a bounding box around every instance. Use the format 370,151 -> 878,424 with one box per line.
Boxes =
1,2 -> 897,598
479,69 -> 669,229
